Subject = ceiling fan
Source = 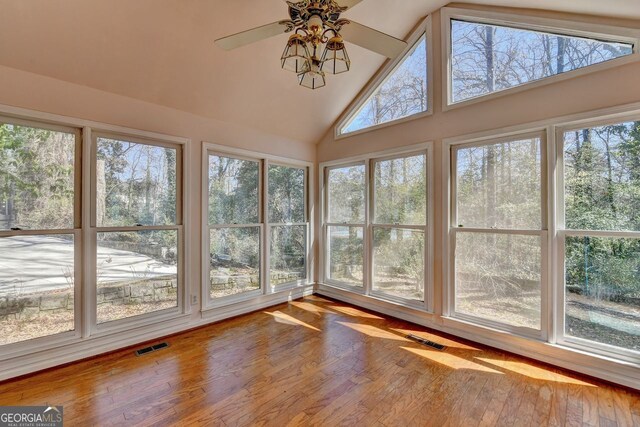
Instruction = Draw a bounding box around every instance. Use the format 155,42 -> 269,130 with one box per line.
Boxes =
214,0 -> 408,89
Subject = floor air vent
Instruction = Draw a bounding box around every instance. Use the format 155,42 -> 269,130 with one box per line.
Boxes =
406,334 -> 446,350
135,342 -> 169,356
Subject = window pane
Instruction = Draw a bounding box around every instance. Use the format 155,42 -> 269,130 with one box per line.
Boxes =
327,165 -> 365,224
328,226 -> 364,287
96,138 -> 177,227
564,121 -> 640,231
456,138 -> 541,229
342,36 -> 427,134
270,225 -> 306,286
565,236 -> 640,352
97,230 -> 178,324
451,20 -> 633,103
373,228 -> 424,301
208,155 -> 259,225
374,154 -> 426,225
455,232 -> 541,329
268,165 -> 305,223
210,227 -> 260,298
0,123 -> 75,230
0,235 -> 74,345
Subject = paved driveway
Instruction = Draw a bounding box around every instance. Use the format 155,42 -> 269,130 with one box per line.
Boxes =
0,235 -> 175,295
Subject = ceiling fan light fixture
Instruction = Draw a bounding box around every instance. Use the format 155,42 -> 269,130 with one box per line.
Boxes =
281,33 -> 311,73
321,35 -> 351,74
298,58 -> 326,90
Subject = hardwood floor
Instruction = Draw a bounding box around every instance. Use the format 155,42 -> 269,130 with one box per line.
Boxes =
1,295 -> 639,426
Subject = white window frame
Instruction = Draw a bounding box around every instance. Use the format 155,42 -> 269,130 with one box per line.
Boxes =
266,161 -> 310,291
323,160 -> 368,291
441,7 -> 640,111
0,105 -> 192,360
90,131 -> 186,333
201,143 -> 313,311
0,116 -> 83,354
555,113 -> 640,364
334,16 -> 433,139
445,130 -> 550,341
370,152 -> 431,309
320,142 -> 434,312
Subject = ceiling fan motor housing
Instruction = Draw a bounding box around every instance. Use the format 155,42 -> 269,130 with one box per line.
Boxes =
287,1 -> 347,27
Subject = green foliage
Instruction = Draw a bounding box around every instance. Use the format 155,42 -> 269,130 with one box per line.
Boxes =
564,121 -> 640,301
268,165 -> 305,223
328,165 -> 365,223
208,156 -> 259,225
374,155 -> 426,225
0,124 -> 75,230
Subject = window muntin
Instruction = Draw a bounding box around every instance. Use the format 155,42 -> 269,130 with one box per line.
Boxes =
450,19 -> 634,104
94,134 -> 182,325
0,119 -> 80,346
208,154 -> 261,299
561,120 -> 640,357
340,35 -> 428,135
268,164 -> 308,287
452,135 -> 545,333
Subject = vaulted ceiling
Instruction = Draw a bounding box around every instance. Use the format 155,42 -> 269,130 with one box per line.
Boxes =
0,0 -> 638,144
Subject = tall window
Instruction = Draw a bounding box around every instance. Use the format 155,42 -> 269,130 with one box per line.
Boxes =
451,134 -> 545,333
323,147 -> 431,309
326,164 -> 366,287
339,35 -> 428,135
93,134 -> 181,325
208,154 -> 261,300
0,118 -> 80,345
372,154 -> 427,302
268,164 -> 308,288
449,16 -> 634,104
205,150 -> 311,305
560,119 -> 640,355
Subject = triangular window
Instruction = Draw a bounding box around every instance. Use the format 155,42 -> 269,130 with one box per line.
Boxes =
339,35 -> 428,135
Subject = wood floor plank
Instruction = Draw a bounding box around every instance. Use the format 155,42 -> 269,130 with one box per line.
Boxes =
0,295 -> 639,427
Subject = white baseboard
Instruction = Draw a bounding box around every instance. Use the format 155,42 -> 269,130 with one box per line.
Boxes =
316,284 -> 640,391
0,286 -> 313,382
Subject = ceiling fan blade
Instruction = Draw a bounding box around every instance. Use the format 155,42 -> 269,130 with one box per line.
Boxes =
215,21 -> 289,50
340,20 -> 407,59
336,0 -> 364,9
